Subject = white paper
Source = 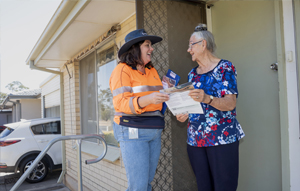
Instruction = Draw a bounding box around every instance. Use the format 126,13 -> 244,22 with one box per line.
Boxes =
160,82 -> 203,116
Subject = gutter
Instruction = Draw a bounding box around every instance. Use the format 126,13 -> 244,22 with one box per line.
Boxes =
7,95 -> 41,99
29,60 -> 66,184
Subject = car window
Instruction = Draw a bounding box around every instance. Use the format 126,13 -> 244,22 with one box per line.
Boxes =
0,127 -> 14,138
31,124 -> 44,135
44,121 -> 61,134
31,121 -> 61,135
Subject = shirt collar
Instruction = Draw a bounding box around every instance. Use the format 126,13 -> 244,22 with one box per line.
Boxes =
128,65 -> 152,70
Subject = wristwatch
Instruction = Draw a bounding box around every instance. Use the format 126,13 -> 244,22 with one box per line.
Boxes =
207,95 -> 214,104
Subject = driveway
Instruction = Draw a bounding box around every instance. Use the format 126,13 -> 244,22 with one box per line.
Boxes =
0,170 -> 70,191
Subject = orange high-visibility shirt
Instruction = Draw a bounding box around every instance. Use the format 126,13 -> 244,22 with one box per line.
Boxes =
109,63 -> 163,125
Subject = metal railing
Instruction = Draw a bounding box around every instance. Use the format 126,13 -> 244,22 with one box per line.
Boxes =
10,134 -> 107,191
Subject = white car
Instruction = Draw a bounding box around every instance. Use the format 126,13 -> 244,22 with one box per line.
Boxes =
0,117 -> 62,183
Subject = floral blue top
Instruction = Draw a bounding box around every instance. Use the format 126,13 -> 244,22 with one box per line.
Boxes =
187,59 -> 245,147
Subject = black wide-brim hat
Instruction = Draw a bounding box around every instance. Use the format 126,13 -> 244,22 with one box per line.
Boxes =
118,29 -> 163,59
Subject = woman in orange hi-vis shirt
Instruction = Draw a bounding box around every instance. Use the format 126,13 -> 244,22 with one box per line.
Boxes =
109,29 -> 169,191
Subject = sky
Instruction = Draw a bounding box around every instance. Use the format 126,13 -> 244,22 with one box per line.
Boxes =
0,0 -> 61,93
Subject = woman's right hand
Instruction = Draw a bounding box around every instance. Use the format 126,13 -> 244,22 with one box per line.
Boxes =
176,113 -> 189,122
138,92 -> 169,108
148,92 -> 170,104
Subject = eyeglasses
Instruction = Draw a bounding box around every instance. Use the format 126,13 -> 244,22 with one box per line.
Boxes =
188,40 -> 203,49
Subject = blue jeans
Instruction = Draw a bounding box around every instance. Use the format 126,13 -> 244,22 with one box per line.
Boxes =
113,122 -> 163,191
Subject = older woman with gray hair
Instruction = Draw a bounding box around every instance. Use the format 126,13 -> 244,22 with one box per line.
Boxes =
176,24 -> 245,191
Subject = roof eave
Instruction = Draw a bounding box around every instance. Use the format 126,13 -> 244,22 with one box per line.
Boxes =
0,96 -> 10,108
8,94 -> 41,100
25,0 -> 90,67
0,93 -> 41,109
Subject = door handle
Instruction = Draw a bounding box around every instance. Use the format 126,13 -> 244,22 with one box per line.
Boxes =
270,63 -> 278,71
37,139 -> 49,143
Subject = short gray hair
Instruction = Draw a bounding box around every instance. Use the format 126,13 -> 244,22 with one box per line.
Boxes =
191,24 -> 216,53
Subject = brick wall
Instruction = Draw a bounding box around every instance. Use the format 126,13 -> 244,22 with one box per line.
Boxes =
63,14 -> 136,191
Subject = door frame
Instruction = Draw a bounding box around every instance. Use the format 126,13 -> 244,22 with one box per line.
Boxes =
282,0 -> 300,190
275,1 -> 290,190
206,1 -> 291,190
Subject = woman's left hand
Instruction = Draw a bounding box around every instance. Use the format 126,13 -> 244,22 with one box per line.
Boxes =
176,113 -> 189,122
188,89 -> 209,103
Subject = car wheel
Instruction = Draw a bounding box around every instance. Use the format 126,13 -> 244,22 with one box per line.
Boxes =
20,156 -> 48,183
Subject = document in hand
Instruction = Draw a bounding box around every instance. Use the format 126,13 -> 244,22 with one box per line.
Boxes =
160,82 -> 204,116
161,69 -> 180,114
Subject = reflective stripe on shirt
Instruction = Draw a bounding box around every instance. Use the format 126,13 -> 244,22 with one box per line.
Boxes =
129,97 -> 137,114
113,86 -> 132,96
113,85 -> 163,97
132,85 -> 163,94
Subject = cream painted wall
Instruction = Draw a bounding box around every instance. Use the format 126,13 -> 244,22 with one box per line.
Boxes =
20,99 -> 41,120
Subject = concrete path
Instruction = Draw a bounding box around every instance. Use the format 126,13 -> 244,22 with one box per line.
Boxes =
0,171 -> 70,191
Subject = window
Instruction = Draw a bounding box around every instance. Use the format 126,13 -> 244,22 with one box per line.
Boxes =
96,46 -> 118,146
31,121 -> 61,135
80,40 -> 118,146
45,122 -> 61,134
80,53 -> 97,138
31,124 -> 44,135
45,106 -> 60,118
0,127 -> 14,138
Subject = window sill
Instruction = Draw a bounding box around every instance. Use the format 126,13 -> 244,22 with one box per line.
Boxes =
81,141 -> 120,163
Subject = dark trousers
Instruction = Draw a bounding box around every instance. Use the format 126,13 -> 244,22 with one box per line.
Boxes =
187,141 -> 239,191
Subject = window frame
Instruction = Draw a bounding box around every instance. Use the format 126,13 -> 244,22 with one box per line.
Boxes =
79,36 -> 121,162
96,42 -> 118,147
79,35 -> 119,147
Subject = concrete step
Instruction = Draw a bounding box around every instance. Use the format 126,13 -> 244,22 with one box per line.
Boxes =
22,184 -> 71,191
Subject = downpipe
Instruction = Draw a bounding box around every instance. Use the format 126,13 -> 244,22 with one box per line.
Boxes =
29,60 -> 66,183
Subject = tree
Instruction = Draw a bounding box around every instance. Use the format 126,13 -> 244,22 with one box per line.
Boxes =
0,92 -> 7,104
5,81 -> 29,93
98,88 -> 113,121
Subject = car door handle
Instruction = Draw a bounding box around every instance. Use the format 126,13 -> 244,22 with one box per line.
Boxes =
37,139 -> 49,143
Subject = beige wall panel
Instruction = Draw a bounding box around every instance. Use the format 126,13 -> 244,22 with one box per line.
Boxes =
41,75 -> 60,96
45,90 -> 60,108
21,99 -> 41,120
